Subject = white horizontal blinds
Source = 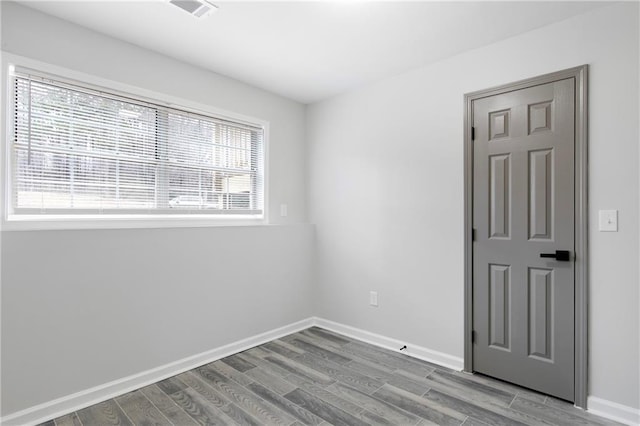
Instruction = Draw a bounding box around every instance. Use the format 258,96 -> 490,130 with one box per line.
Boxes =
11,70 -> 263,216
158,110 -> 261,212
13,75 -> 157,212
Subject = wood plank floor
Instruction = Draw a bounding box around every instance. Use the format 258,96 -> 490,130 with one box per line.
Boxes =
39,327 -> 620,426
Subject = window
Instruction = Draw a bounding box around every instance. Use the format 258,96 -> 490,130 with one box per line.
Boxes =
8,68 -> 264,220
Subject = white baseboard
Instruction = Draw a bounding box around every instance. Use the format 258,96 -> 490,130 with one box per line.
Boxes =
588,396 -> 640,425
1,318 -> 314,426
313,319 -> 640,426
313,317 -> 465,371
8,316 -> 636,426
0,316 -> 465,425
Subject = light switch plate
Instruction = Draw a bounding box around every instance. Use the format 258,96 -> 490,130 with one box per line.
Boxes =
370,291 -> 378,307
598,210 -> 618,232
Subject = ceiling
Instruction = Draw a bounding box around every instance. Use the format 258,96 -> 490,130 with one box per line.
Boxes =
19,1 -> 609,104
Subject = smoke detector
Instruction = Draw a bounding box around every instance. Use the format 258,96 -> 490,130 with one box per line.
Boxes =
169,0 -> 218,18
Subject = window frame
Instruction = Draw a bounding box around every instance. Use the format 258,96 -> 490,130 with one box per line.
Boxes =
2,55 -> 270,231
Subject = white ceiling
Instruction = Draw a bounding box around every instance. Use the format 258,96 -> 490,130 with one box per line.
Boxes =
19,1 -> 609,104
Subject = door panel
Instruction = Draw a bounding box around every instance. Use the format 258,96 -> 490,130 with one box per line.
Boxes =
472,79 -> 575,401
528,267 -> 553,360
489,154 -> 511,239
528,149 -> 553,240
489,264 -> 510,350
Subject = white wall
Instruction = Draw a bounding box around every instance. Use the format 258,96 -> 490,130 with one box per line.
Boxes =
0,2 -> 313,416
307,2 -> 640,411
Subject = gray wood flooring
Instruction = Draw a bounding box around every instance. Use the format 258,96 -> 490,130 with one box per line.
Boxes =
39,327 -> 620,426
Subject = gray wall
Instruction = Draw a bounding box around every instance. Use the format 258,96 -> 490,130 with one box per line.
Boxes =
1,226 -> 314,414
307,3 -> 640,410
2,0 -> 639,418
0,2 -> 313,416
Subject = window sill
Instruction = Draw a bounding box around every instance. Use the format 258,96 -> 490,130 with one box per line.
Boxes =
2,214 -> 267,231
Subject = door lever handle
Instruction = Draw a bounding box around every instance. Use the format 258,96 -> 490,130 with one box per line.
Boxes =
540,250 -> 571,261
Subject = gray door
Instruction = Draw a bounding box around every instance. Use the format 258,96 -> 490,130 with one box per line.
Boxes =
472,78 -> 575,401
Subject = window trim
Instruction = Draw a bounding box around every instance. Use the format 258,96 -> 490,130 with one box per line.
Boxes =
2,54 -> 270,231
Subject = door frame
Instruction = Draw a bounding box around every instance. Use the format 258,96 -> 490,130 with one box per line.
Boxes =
463,65 -> 588,408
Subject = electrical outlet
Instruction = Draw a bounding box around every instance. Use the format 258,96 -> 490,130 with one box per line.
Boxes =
370,291 -> 378,307
280,204 -> 288,217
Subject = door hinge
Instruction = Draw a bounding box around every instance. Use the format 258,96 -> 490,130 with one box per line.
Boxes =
472,330 -> 477,343
472,228 -> 476,241
471,126 -> 475,141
